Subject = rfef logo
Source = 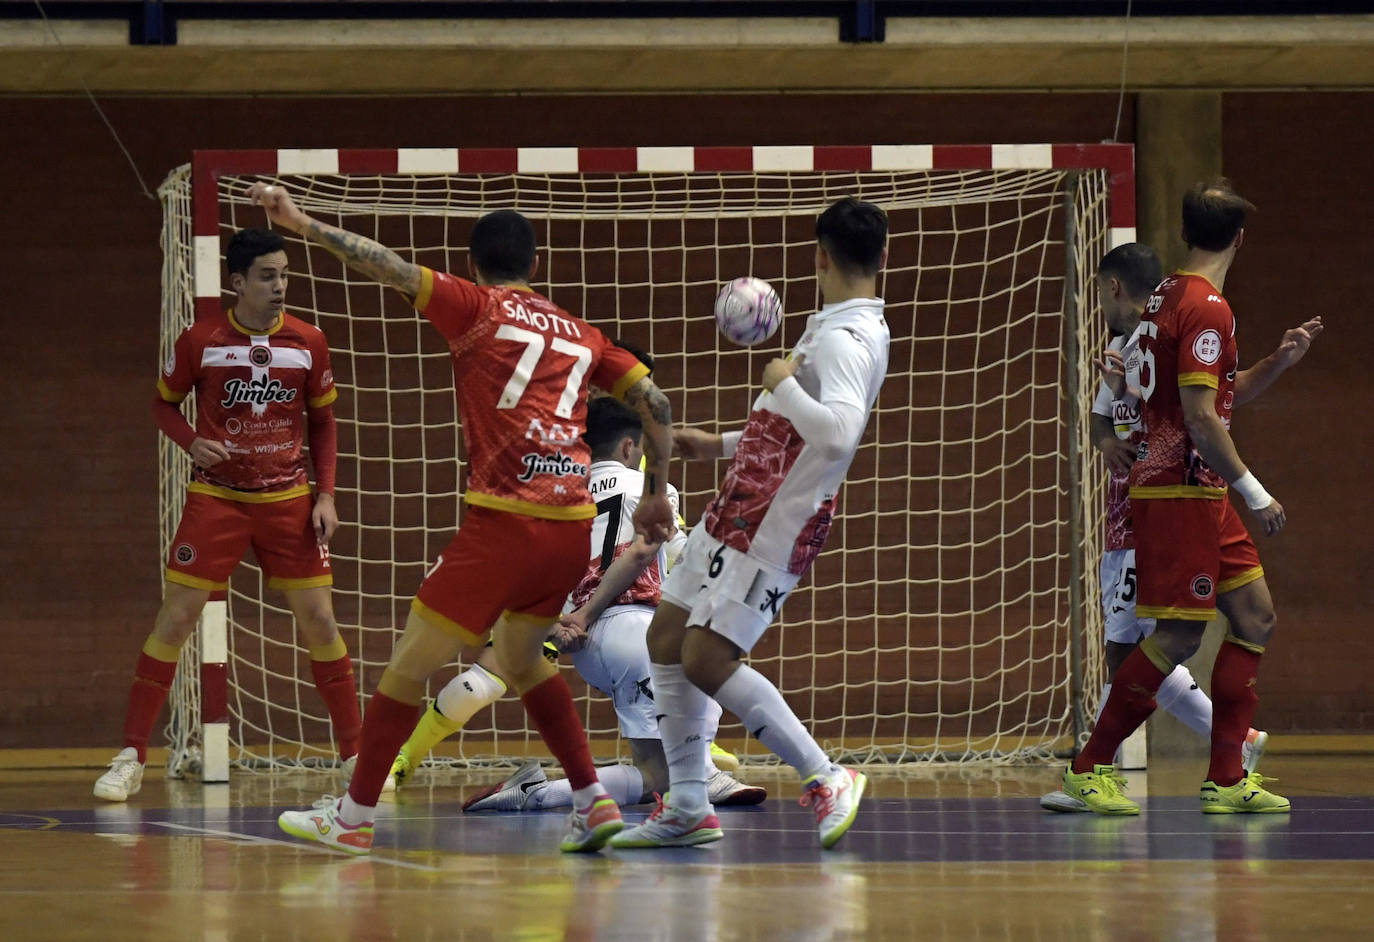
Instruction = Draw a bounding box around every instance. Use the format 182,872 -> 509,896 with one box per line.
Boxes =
1192,329 -> 1223,365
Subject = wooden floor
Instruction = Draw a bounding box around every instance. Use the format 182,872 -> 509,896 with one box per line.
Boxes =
3,755 -> 1374,941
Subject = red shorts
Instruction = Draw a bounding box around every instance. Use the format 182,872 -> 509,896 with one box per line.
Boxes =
166,490 -> 331,593
1133,497 -> 1263,621
413,505 -> 592,645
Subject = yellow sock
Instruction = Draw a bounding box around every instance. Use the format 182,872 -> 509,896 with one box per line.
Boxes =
399,701 -> 463,765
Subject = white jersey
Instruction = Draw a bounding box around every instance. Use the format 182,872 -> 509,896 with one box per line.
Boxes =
703,298 -> 889,575
566,460 -> 686,610
1091,331 -> 1145,551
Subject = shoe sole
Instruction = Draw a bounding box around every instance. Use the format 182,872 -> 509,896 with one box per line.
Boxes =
1201,804 -> 1291,814
610,825 -> 725,849
819,772 -> 868,850
560,819 -> 626,853
277,814 -> 373,856
712,786 -> 767,807
1039,791 -> 1090,813
93,782 -> 140,802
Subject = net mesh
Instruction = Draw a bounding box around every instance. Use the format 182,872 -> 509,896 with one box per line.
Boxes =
158,160 -> 1112,771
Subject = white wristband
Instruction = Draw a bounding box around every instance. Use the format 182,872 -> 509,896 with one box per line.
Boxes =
1231,471 -> 1272,510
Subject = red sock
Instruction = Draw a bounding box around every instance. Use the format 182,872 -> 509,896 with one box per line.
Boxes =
1073,647 -> 1167,773
123,653 -> 179,764
521,674 -> 598,791
1207,640 -> 1263,786
311,655 -> 362,759
347,692 -> 422,807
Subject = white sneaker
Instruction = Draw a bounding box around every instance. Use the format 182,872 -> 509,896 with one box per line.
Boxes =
706,768 -> 767,806
94,748 -> 144,802
1039,789 -> 1090,813
278,796 -> 374,856
609,793 -> 724,848
1242,728 -> 1268,776
801,767 -> 867,850
462,760 -> 548,812
559,795 -> 624,853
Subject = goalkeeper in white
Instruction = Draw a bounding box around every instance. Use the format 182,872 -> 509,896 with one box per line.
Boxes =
612,197 -> 891,850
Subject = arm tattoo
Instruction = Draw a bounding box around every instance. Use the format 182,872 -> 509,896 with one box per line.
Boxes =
303,220 -> 421,295
646,473 -> 658,495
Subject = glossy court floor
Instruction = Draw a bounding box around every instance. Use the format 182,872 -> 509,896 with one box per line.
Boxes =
3,754 -> 1373,941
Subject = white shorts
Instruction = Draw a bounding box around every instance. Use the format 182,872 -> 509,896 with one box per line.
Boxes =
570,604 -> 658,740
660,527 -> 801,652
1100,547 -> 1157,644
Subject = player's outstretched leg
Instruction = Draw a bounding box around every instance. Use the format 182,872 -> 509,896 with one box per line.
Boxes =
389,661 -> 506,791
463,760 -> 550,812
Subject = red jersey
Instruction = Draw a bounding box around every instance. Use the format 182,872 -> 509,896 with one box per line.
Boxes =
413,267 -> 648,520
1128,272 -> 1238,501
158,310 -> 337,499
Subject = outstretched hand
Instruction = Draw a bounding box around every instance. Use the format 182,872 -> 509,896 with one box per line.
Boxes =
1092,348 -> 1128,399
246,182 -> 310,233
1273,316 -> 1323,369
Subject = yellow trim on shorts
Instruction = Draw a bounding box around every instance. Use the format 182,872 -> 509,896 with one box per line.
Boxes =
308,387 -> 339,409
411,598 -> 486,646
308,637 -> 349,662
1136,604 -> 1215,621
187,481 -> 313,503
1224,633 -> 1267,655
157,377 -> 187,403
1218,566 -> 1265,595
142,634 -> 184,663
165,569 -> 228,592
1178,372 -> 1219,389
269,574 -> 333,591
609,361 -> 652,401
1129,485 -> 1226,500
465,491 -> 597,520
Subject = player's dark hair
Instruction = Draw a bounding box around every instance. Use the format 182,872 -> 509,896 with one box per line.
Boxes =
610,337 -> 655,374
1182,178 -> 1256,252
816,197 -> 888,277
584,396 -> 643,460
1097,242 -> 1163,301
469,210 -> 538,282
227,228 -> 286,276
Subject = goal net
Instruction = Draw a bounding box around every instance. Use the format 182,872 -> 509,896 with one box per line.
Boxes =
158,145 -> 1131,775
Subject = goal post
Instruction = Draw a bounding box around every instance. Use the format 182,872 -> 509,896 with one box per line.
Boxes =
157,143 -> 1134,777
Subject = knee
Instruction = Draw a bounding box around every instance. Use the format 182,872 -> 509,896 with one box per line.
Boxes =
296,605 -> 339,643
154,602 -> 202,646
1234,607 -> 1277,646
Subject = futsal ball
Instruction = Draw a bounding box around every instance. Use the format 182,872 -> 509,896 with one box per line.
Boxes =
714,277 -> 782,347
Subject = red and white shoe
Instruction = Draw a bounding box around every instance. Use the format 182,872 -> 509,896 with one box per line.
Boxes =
560,794 -> 624,853
609,793 -> 724,848
278,796 -> 374,856
801,767 -> 867,849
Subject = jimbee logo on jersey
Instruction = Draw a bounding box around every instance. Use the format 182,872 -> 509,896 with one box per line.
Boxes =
221,376 -> 298,409
249,345 -> 273,367
1190,574 -> 1215,600
517,450 -> 589,482
174,544 -> 196,565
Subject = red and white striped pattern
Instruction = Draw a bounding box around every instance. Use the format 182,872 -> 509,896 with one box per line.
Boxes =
192,143 -> 1136,302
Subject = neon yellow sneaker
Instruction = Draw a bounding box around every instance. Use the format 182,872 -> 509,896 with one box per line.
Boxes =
1062,764 -> 1139,815
709,742 -> 740,773
1200,772 -> 1290,814
385,752 -> 411,793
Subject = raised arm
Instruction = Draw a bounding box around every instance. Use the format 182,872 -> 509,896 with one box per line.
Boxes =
620,376 -> 674,542
1234,316 -> 1323,407
247,183 -> 421,298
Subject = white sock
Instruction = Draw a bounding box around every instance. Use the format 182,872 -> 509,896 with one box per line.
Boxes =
652,662 -> 713,813
528,765 -> 645,810
436,663 -> 507,724
714,664 -> 831,782
1155,664 -> 1212,738
704,697 -> 723,775
338,793 -> 374,826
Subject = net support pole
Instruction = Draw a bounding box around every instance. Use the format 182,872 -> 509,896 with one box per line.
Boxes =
200,600 -> 230,783
1063,173 -> 1090,753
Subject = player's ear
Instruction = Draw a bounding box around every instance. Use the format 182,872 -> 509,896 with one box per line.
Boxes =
466,254 -> 479,283
228,272 -> 245,296
1233,229 -> 1244,250
529,254 -> 540,281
